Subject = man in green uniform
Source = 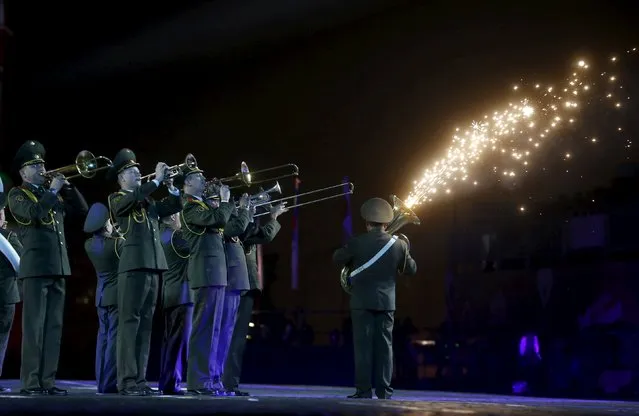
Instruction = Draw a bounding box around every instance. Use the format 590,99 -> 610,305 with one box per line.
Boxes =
222,202 -> 287,396
158,211 -> 192,396
83,202 -> 123,394
7,140 -> 88,396
332,197 -> 417,400
0,178 -> 23,393
210,195 -> 250,393
106,148 -> 182,396
180,167 -> 234,395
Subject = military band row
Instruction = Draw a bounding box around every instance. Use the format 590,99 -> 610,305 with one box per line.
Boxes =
0,140 -> 292,396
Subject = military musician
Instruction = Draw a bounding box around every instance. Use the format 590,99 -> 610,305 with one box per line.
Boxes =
180,167 -> 234,395
158,211 -> 192,396
222,202 -> 287,396
7,140 -> 89,396
107,148 -> 182,396
0,178 -> 22,393
332,197 -> 417,400
211,193 -> 251,393
83,203 -> 122,394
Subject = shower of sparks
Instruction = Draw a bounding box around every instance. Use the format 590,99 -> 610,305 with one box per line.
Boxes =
404,47 -> 638,209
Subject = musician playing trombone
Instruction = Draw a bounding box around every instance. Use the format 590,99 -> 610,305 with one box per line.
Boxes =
332,197 -> 417,400
179,166 -> 234,395
209,187 -> 251,394
222,201 -> 288,396
0,177 -> 23,393
106,148 -> 182,396
7,140 -> 89,396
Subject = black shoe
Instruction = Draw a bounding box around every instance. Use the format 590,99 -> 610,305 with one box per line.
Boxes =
139,385 -> 162,396
223,388 -> 249,396
48,387 -> 68,396
119,387 -> 146,396
20,388 -> 49,396
187,388 -> 218,396
377,395 -> 393,400
0,385 -> 10,393
347,392 -> 373,399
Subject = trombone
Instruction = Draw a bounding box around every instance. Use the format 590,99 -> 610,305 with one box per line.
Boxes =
235,181 -> 282,207
40,150 -> 113,181
253,182 -> 354,218
216,162 -> 299,189
140,153 -> 198,182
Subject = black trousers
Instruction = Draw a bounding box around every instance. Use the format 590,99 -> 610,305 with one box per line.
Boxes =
159,303 -> 193,393
0,303 -> 16,378
116,270 -> 159,391
212,290 -> 242,387
222,291 -> 256,390
186,286 -> 224,390
20,277 -> 65,390
95,305 -> 118,393
351,309 -> 395,398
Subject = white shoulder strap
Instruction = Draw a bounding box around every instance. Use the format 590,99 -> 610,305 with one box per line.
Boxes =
350,235 -> 398,278
0,232 -> 20,273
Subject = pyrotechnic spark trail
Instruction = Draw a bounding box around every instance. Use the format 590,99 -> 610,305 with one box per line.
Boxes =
404,47 -> 638,209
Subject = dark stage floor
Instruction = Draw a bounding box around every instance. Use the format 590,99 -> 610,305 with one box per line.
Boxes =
1,380 -> 638,415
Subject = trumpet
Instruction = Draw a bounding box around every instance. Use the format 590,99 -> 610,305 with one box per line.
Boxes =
216,161 -> 299,189
253,182 -> 354,218
140,153 -> 197,182
40,150 -> 113,183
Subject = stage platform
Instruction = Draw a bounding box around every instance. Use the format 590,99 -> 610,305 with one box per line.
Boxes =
0,380 -> 637,415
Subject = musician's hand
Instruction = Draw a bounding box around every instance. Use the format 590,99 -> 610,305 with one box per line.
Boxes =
270,202 -> 288,219
219,185 -> 231,203
0,176 -> 4,193
238,193 -> 250,209
49,175 -> 65,193
155,162 -> 167,183
249,205 -> 257,219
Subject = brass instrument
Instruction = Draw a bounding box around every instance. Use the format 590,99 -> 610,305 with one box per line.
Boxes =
140,153 -> 197,182
253,182 -> 354,218
340,195 -> 420,294
247,181 -> 282,205
40,150 -> 113,182
216,162 -> 299,189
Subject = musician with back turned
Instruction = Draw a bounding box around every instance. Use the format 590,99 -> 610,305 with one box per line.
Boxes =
0,177 -> 23,393
180,167 -> 234,395
7,140 -> 88,396
211,189 -> 251,394
332,197 -> 417,400
222,202 -> 287,396
83,202 -> 123,394
107,148 -> 182,396
157,210 -> 192,396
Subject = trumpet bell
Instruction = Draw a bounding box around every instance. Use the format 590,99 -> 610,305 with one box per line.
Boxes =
240,162 -> 251,187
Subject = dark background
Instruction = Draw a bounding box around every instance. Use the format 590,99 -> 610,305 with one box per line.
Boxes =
0,0 -> 637,386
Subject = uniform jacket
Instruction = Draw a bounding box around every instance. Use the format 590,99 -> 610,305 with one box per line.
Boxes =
333,228 -> 417,311
0,228 -> 23,305
8,183 -> 88,279
159,224 -> 194,308
241,218 -> 281,291
181,194 -> 234,289
84,235 -> 123,307
223,207 -> 251,291
108,181 -> 182,273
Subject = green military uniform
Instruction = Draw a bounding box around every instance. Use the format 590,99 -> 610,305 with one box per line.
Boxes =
158,220 -> 193,395
7,140 -> 88,396
106,148 -> 182,395
180,169 -> 234,394
212,206 -> 250,391
333,197 -> 417,400
83,202 -> 123,394
0,214 -> 23,393
222,215 -> 281,395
